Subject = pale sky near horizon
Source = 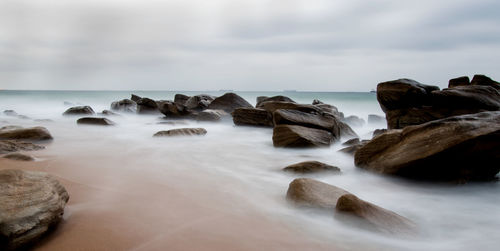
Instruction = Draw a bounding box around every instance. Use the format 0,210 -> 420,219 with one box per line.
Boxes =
1,0 -> 499,91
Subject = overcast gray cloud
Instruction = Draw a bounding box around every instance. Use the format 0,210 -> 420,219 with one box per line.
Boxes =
0,0 -> 499,91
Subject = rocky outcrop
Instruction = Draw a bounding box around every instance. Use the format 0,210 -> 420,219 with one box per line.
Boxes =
377,75 -> 500,129
448,76 -> 470,88
0,127 -> 53,141
283,161 -> 340,174
207,93 -> 252,113
2,153 -> 35,161
100,110 -> 120,116
354,111 -> 500,181
174,94 -> 190,105
77,117 -> 115,126
232,108 -> 273,127
158,101 -> 192,118
184,95 -> 215,111
372,129 -> 387,138
0,140 -> 44,154
131,94 -> 141,102
196,109 -> 227,122
256,96 -> 295,108
153,128 -> 207,137
63,106 -> 95,116
136,98 -> 159,114
111,99 -> 136,113
0,169 -> 69,250
273,125 -> 333,148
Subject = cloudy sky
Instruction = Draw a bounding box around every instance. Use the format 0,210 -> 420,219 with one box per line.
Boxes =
1,0 -> 499,91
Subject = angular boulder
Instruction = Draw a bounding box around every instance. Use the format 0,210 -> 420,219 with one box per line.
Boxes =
470,74 -> 500,90
62,106 -> 95,116
158,101 -> 192,118
196,109 -> 227,122
448,76 -> 470,88
184,94 -> 215,111
0,127 -> 53,141
77,117 -> 115,126
232,108 -> 273,127
174,94 -> 190,105
136,98 -> 159,114
273,125 -> 333,148
207,93 -> 252,113
130,94 -> 141,102
377,79 -> 439,112
354,111 -> 500,181
283,161 -> 340,174
153,128 -> 207,137
0,169 -> 69,250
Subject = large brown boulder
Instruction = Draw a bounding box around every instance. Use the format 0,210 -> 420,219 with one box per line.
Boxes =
111,99 -> 136,113
232,108 -> 273,127
286,178 -> 349,209
63,106 -> 95,116
174,94 -> 190,105
196,109 -> 227,122
0,169 -> 69,250
256,95 -> 296,108
207,93 -> 252,113
283,161 -> 340,174
0,140 -> 44,154
0,127 -> 53,141
354,111 -> 500,181
77,117 -> 115,126
377,79 -> 439,112
153,128 -> 207,137
158,101 -> 192,118
273,125 -> 333,148
448,76 -> 470,88
184,94 -> 215,111
136,98 -> 159,114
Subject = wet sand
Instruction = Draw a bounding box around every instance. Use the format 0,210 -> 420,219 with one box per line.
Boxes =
0,150 -> 339,251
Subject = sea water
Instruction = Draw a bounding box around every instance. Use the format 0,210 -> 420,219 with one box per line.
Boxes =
0,90 -> 498,250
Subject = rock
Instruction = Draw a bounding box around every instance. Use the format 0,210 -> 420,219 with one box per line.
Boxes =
3,110 -> 17,116
153,128 -> 207,137
354,111 -> 500,181
431,85 -> 500,111
367,114 -> 385,124
273,125 -> 333,148
372,129 -> 387,138
62,106 -> 95,116
174,94 -> 190,105
0,127 -> 53,141
0,169 -> 69,251
3,153 -> 35,161
342,138 -> 360,146
286,178 -> 350,209
196,109 -> 228,122
0,140 -> 44,154
339,144 -> 362,155
77,117 -> 115,126
131,94 -> 141,102
256,96 -> 295,108
136,98 -> 159,114
283,161 -> 340,174
377,79 -> 439,112
312,99 -> 323,105
343,115 -> 365,127
336,194 -> 416,234
232,108 -> 273,127
158,101 -> 192,118
100,110 -> 120,116
207,93 -> 253,113
448,76 -> 470,88
111,99 -> 136,113
470,74 -> 500,90
184,94 -> 215,111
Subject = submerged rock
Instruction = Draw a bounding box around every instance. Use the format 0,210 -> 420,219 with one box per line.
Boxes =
0,127 -> 53,141
0,169 -> 69,251
2,152 -> 35,161
0,140 -> 45,154
232,108 -> 273,127
154,128 -> 207,137
273,125 -> 333,148
207,93 -> 253,113
367,114 -> 385,124
342,138 -> 360,146
63,106 -> 95,116
111,99 -> 136,113
77,117 -> 115,126
100,110 -> 120,116
3,110 -> 18,116
343,115 -> 365,127
355,111 -> 500,181
283,161 -> 340,174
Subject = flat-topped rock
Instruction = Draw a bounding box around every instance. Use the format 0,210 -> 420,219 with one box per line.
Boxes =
283,161 -> 340,174
63,106 -> 95,116
77,117 -> 115,126
273,124 -> 333,148
0,169 -> 69,250
256,95 -> 296,108
0,127 -> 53,141
154,128 -> 207,137
377,79 -> 439,112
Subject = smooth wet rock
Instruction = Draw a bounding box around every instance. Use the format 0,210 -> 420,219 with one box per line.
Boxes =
232,108 -> 273,127
111,99 -> 136,113
355,111 -> 500,181
159,101 -> 192,118
2,153 -> 35,161
174,94 -> 190,105
77,117 -> 115,126
207,93 -> 253,113
283,161 -> 340,174
0,140 -> 45,154
62,106 -> 95,116
136,98 -> 159,114
448,76 -> 470,88
0,127 -> 53,141
286,178 -> 349,209
0,169 -> 69,251
256,95 -> 295,108
377,79 -> 439,112
273,125 -> 333,148
154,128 -> 207,137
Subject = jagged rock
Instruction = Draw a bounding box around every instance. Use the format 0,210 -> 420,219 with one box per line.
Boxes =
158,101 -> 192,118
470,74 -> 500,90
111,99 -> 136,113
0,140 -> 44,154
0,127 -> 53,141
256,96 -> 295,108
342,138 -> 360,146
174,94 -> 190,105
131,94 -> 141,102
153,128 -> 207,137
62,106 -> 95,116
77,117 -> 115,126
232,108 -> 273,127
184,95 -> 215,111
136,98 -> 159,114
196,109 -> 228,122
0,169 -> 69,251
283,161 -> 340,174
2,153 -> 35,161
207,93 -> 252,113
448,76 -> 470,88
355,111 -> 500,181
273,125 -> 333,148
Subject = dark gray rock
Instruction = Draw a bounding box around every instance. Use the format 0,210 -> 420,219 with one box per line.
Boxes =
232,108 -> 273,127
131,94 -> 141,102
196,109 -> 228,122
0,127 -> 53,141
184,94 -> 215,111
207,93 -> 253,113
272,125 -> 333,148
63,106 -> 95,116
136,98 -> 159,114
283,161 -> 340,174
77,117 -> 115,126
448,76 -> 470,88
174,94 -> 190,105
158,101 -> 192,118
